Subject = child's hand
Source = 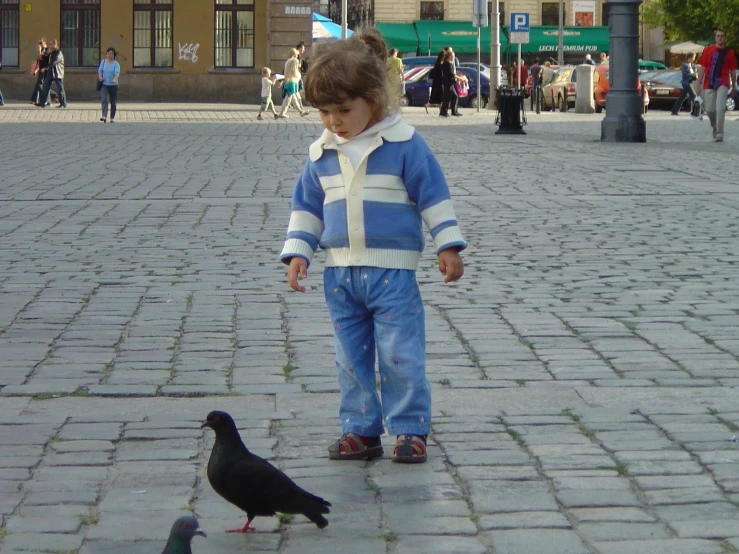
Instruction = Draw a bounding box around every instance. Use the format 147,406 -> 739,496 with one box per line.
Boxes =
438,248 -> 464,283
287,257 -> 308,292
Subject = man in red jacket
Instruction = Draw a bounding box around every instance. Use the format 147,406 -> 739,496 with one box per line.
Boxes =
695,28 -> 737,142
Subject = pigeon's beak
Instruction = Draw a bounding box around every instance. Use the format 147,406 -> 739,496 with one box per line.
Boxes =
201,421 -> 210,429
195,527 -> 207,538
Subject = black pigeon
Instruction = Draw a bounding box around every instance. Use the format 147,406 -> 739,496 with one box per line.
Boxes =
201,410 -> 331,532
162,515 -> 206,554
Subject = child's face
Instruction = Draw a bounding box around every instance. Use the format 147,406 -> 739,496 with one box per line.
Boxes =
317,97 -> 378,140
264,70 -> 271,78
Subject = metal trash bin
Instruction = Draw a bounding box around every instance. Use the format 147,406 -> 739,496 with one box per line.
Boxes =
495,87 -> 527,135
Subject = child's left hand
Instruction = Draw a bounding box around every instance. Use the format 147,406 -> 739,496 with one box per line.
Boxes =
438,248 -> 464,283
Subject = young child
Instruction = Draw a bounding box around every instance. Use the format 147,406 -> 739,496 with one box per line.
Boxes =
279,28 -> 466,464
257,67 -> 278,120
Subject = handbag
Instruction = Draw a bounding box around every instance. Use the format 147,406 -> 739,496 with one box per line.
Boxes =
454,80 -> 469,98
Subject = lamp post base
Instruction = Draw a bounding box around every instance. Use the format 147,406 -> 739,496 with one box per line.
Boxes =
601,116 -> 646,142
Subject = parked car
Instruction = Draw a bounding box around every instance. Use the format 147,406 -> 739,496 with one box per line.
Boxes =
403,66 -> 428,81
525,64 -> 562,97
458,62 -> 509,86
542,67 -> 577,111
643,70 -> 683,109
401,66 -> 490,108
638,60 -> 668,73
401,56 -> 459,71
592,65 -> 650,113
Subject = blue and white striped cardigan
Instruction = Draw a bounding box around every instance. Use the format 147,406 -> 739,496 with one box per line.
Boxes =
280,119 -> 467,269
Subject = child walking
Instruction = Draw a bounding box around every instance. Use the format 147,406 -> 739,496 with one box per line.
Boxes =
257,67 -> 278,120
279,28 -> 466,464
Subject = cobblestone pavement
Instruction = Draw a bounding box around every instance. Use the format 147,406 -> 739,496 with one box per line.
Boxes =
1,101 -> 738,554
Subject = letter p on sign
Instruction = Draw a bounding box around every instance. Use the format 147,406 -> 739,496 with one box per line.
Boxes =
511,12 -> 529,31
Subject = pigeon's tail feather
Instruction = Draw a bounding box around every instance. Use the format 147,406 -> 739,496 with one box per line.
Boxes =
301,490 -> 331,510
306,512 -> 329,529
296,490 -> 331,528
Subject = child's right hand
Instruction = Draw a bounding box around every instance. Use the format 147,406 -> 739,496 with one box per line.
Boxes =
287,257 -> 308,292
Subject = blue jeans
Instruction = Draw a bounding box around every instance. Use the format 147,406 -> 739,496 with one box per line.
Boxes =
324,266 -> 430,437
0,88 -> 4,105
39,73 -> 66,106
100,84 -> 118,119
671,84 -> 695,114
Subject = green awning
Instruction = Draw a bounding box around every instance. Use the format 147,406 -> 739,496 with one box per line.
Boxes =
375,21 -> 608,57
376,23 -> 419,54
510,26 -> 609,55
413,20 -> 508,55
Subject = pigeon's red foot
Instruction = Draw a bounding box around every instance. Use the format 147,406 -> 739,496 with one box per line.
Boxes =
226,521 -> 255,533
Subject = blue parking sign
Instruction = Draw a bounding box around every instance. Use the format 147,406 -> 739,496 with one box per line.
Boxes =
510,12 -> 529,32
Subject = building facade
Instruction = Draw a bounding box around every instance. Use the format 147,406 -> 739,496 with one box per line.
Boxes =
373,0 -> 664,64
0,0 -> 313,102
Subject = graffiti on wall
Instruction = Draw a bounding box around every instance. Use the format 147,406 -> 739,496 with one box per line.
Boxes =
178,43 -> 200,63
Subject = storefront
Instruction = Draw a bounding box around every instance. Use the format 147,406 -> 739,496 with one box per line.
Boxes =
378,20 -> 608,63
0,0 -> 312,102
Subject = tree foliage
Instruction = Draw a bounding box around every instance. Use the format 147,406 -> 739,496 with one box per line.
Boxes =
642,0 -> 739,46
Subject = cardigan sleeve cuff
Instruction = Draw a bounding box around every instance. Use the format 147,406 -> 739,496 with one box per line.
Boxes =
433,226 -> 468,254
280,238 -> 315,266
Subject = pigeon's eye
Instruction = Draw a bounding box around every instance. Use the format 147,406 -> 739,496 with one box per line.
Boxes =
181,522 -> 190,528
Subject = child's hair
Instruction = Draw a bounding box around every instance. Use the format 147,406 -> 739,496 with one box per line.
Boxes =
304,28 -> 394,117
262,66 -> 271,76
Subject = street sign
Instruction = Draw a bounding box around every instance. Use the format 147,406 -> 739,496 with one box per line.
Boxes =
510,12 -> 529,32
472,0 -> 488,27
510,12 -> 529,44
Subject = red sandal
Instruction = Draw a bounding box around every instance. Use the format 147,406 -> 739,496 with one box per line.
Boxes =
328,432 -> 383,461
392,434 -> 427,464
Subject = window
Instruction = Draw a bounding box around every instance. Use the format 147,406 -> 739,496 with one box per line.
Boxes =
487,2 -> 505,27
0,0 -> 19,67
215,0 -> 254,68
61,0 -> 100,67
541,2 -> 563,26
601,2 -> 610,26
420,1 -> 443,20
134,0 -> 172,68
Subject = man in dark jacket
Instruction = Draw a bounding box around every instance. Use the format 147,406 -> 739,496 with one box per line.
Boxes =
38,39 -> 67,108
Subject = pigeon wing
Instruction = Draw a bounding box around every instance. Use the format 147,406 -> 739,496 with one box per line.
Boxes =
217,456 -> 305,517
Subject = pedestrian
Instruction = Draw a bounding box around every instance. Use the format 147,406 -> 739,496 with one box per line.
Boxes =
439,49 -> 462,117
257,67 -> 279,120
583,54 -> 596,66
425,48 -> 448,114
98,47 -> 120,123
695,28 -> 737,142
37,39 -> 66,108
280,27 -> 466,465
599,52 -> 609,64
512,61 -> 528,88
671,53 -> 697,116
385,48 -> 404,102
278,48 -> 308,118
296,41 -> 308,93
29,38 -> 50,105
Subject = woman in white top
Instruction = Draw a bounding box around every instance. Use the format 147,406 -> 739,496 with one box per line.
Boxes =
278,49 -> 308,117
